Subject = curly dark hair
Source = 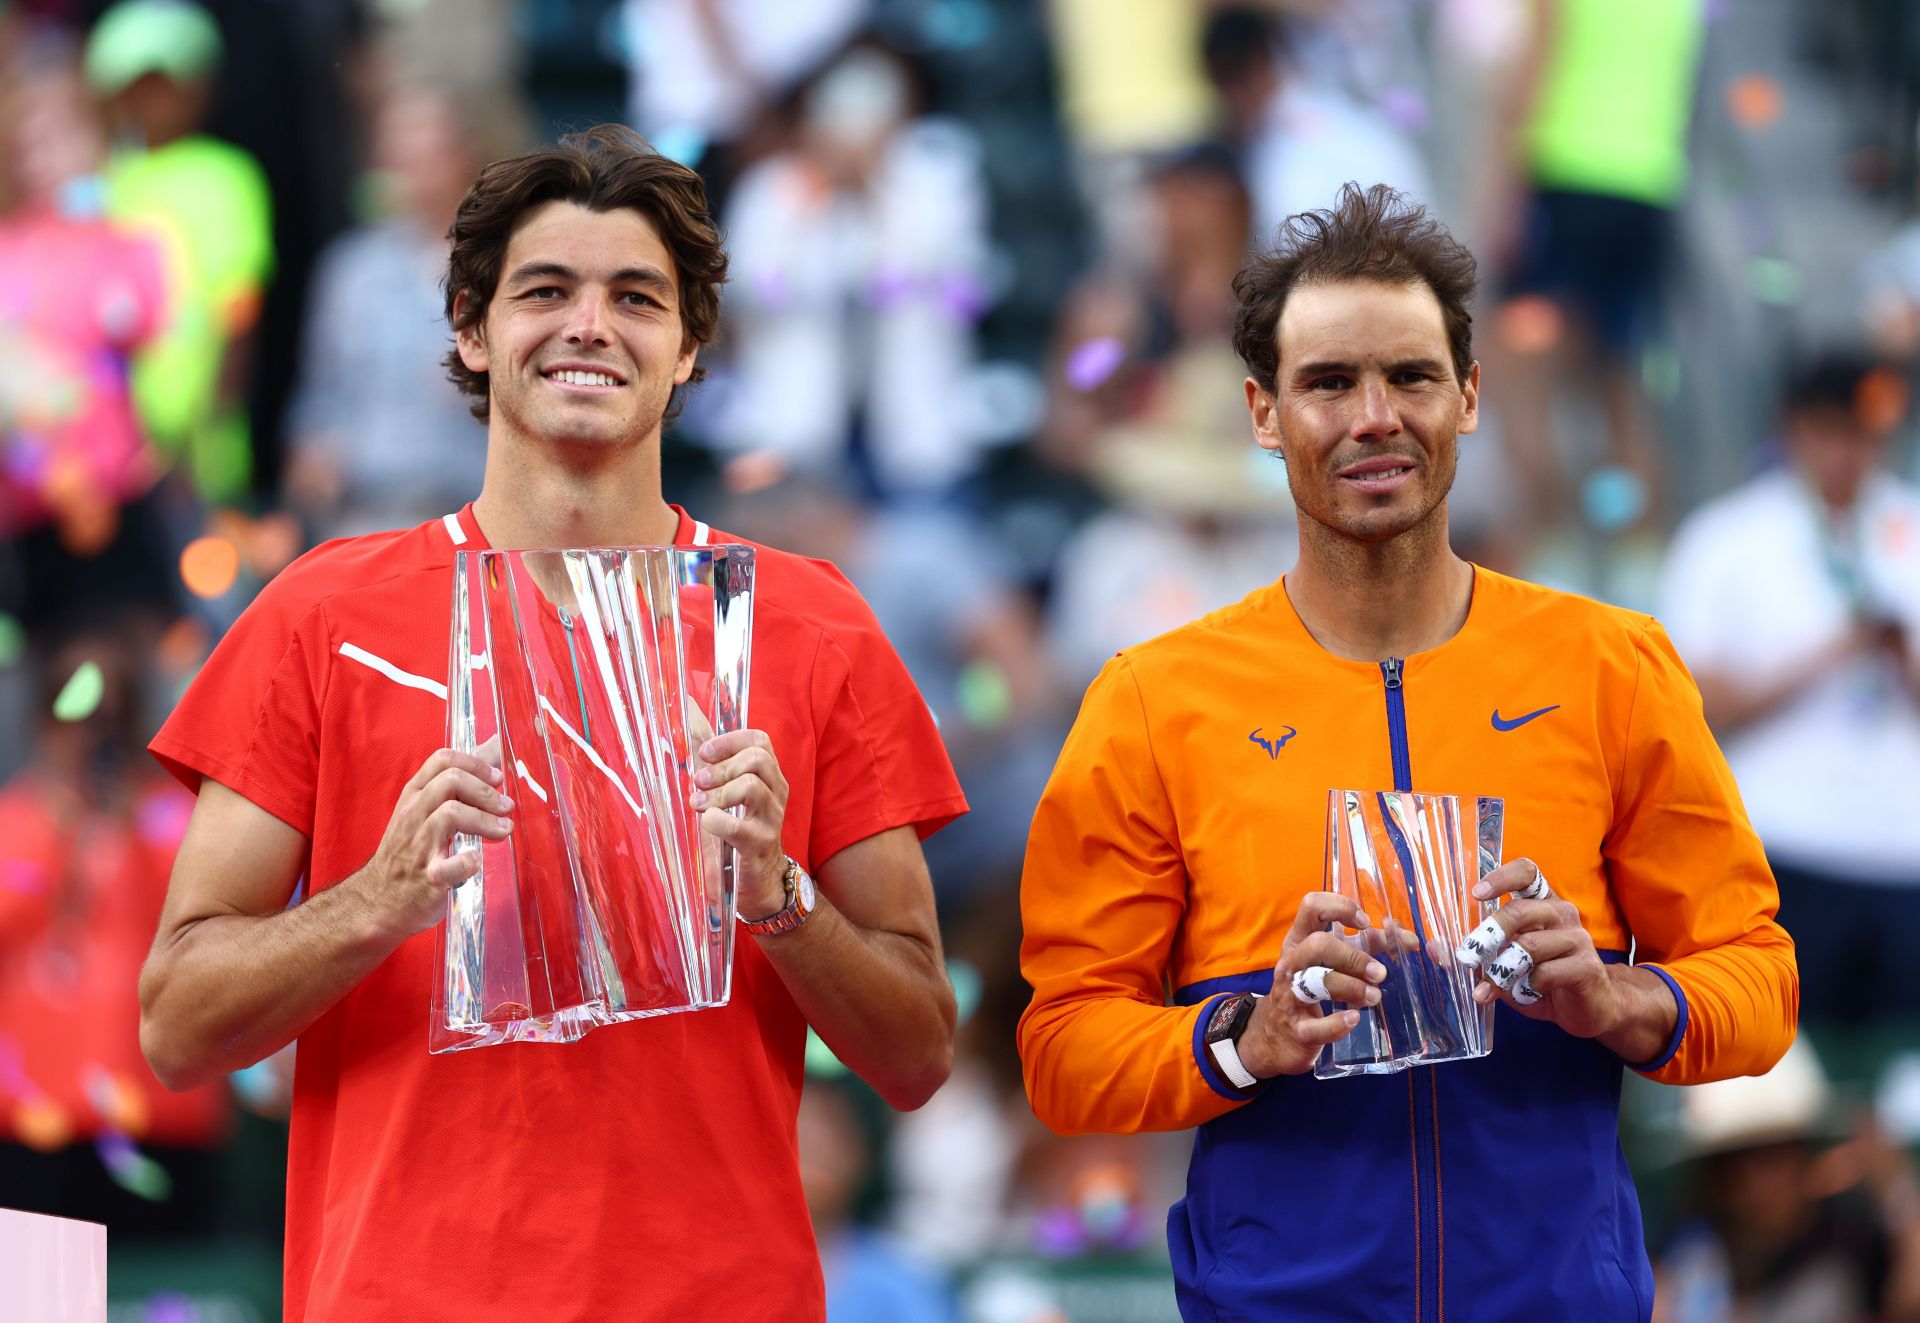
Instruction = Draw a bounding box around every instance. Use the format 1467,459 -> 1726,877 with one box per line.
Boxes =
442,123 -> 728,420
1231,182 -> 1477,393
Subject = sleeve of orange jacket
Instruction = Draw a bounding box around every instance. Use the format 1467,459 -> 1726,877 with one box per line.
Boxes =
1018,654 -> 1250,1135
1605,619 -> 1799,1085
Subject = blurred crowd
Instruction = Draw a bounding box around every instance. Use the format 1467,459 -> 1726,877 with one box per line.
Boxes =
5,0 -> 1920,1319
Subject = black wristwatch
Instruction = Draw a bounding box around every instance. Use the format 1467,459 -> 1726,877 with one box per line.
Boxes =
1204,992 -> 1265,1090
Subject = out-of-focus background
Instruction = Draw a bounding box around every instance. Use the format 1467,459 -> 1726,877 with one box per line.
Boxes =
4,0 -> 1920,1319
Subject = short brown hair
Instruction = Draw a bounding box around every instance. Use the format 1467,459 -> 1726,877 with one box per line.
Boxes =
442,123 -> 728,419
1231,183 -> 1477,393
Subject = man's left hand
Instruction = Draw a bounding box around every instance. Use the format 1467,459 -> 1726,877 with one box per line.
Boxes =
1466,858 -> 1626,1039
691,729 -> 791,918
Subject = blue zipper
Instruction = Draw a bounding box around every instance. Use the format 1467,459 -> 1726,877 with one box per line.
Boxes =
1381,656 -> 1442,1323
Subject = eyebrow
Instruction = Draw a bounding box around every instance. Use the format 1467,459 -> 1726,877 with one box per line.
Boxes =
503,261 -> 676,296
1291,356 -> 1450,379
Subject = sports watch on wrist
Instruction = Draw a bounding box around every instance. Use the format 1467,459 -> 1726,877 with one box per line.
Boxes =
739,857 -> 817,936
1204,991 -> 1266,1090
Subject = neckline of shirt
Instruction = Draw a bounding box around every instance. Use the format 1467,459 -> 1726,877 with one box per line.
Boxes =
440,503 -> 712,552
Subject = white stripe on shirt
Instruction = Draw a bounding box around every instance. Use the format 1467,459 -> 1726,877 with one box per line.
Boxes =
338,641 -> 449,701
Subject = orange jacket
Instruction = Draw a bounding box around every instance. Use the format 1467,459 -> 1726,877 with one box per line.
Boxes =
1018,568 -> 1798,1318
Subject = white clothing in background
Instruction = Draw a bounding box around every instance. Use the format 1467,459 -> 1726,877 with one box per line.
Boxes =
1660,467 -> 1920,882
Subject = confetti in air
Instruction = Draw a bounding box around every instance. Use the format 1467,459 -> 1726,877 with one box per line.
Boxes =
179,535 -> 240,599
52,660 -> 105,721
1726,74 -> 1785,131
96,1133 -> 172,1202
1063,337 -> 1126,391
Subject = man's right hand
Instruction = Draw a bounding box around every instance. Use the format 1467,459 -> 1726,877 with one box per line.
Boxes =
1235,891 -> 1387,1079
349,748 -> 514,939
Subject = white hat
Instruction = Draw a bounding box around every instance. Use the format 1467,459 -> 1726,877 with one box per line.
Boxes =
1676,1038 -> 1833,1159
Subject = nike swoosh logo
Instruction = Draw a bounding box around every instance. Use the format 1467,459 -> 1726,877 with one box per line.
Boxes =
1491,705 -> 1561,731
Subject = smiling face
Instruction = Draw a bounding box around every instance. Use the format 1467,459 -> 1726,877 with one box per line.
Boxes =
455,200 -> 698,458
1246,279 -> 1479,549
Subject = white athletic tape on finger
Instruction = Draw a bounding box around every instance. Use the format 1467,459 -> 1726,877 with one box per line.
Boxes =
1486,942 -> 1534,990
1517,867 -> 1553,903
1512,975 -> 1543,1006
1291,966 -> 1333,1004
1455,916 -> 1507,968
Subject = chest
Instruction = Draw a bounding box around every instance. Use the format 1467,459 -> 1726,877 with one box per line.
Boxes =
1153,649 -> 1628,975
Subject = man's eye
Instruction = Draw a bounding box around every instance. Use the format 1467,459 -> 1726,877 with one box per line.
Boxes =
527,287 -> 562,299
620,292 -> 658,307
1313,377 -> 1348,391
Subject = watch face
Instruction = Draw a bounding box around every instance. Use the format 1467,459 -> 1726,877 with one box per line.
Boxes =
796,871 -> 817,912
1208,994 -> 1245,1038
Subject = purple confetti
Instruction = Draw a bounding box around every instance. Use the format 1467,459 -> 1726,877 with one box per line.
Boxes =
1063,336 -> 1126,391
868,268 -> 915,310
750,269 -> 792,309
136,792 -> 192,849
936,272 -> 990,321
1380,87 -> 1430,134
2,856 -> 47,894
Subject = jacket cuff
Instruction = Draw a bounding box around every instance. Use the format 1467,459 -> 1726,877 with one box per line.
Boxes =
1625,963 -> 1689,1073
1192,993 -> 1266,1101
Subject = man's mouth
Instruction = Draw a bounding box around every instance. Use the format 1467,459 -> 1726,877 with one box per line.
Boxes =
542,367 -> 626,388
1338,461 -> 1416,492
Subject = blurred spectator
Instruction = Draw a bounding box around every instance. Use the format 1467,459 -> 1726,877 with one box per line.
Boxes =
86,0 -> 274,505
0,41 -> 178,630
621,0 -> 869,182
1201,6 -> 1432,240
1654,1040 -> 1920,1323
800,1077 -> 958,1323
283,78 -> 526,541
720,475 -> 1059,902
711,37 -> 993,499
1046,0 -> 1213,270
1485,0 -> 1706,539
1659,352 -> 1920,1028
0,619 -> 226,1235
1040,147 -> 1296,684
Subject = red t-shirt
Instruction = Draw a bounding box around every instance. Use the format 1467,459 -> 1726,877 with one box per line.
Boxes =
149,504 -> 967,1322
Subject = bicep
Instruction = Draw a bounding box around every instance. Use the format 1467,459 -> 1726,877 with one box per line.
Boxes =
154,778 -> 309,944
814,826 -> 942,959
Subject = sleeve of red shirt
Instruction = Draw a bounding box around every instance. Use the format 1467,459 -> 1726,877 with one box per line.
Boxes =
1017,654 -> 1247,1137
148,574 -> 334,838
803,571 -> 968,868
1606,618 -> 1800,1085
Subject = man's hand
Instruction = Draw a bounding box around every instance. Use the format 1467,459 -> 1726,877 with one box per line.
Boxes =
1235,892 -> 1388,1080
350,748 -> 513,940
692,729 -> 790,919
1466,858 -> 1677,1060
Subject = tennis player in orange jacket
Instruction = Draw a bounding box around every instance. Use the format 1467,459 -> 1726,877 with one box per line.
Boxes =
1017,183 -> 1797,1323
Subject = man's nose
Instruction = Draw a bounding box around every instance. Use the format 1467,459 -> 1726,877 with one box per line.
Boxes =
564,292 -> 613,346
1350,379 -> 1400,439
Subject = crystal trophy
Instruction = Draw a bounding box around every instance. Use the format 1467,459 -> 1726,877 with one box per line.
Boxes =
1314,790 -> 1503,1079
431,544 -> 753,1052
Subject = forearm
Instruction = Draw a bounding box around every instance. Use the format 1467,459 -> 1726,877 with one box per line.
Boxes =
754,896 -> 955,1110
1019,992 -> 1244,1136
1595,964 -> 1679,1066
140,874 -> 400,1090
1637,925 -> 1800,1084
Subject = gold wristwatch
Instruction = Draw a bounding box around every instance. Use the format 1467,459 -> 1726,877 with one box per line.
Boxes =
739,857 -> 817,936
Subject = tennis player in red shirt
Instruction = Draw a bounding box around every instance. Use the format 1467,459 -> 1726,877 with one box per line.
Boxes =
138,124 -> 967,1321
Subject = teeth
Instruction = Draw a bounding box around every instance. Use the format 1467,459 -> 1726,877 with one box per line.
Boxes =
1350,467 -> 1410,480
549,370 -> 620,387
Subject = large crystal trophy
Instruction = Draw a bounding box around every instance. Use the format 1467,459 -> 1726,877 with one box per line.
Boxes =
1314,790 -> 1503,1079
430,544 -> 754,1053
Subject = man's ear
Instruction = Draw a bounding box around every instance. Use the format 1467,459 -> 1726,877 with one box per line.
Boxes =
1246,377 -> 1284,456
453,290 -> 488,374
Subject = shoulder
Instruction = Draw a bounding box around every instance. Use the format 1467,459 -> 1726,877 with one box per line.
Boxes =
237,520 -> 447,636
1114,579 -> 1292,679
1474,566 -> 1664,651
710,528 -> 884,660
